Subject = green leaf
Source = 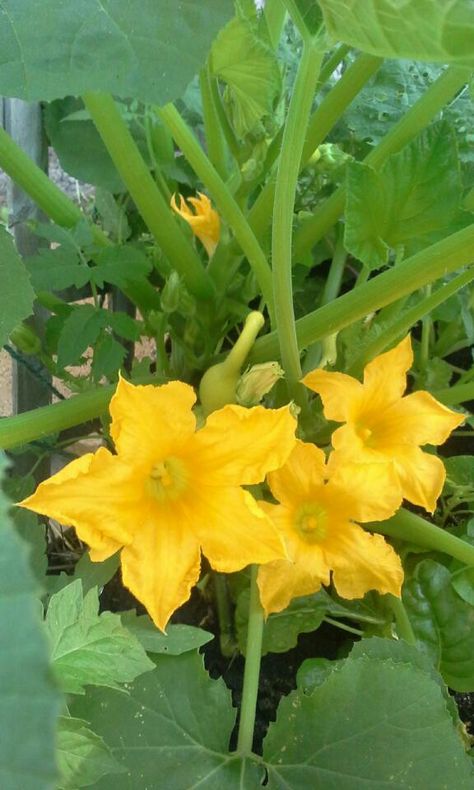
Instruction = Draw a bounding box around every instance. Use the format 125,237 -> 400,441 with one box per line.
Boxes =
0,226 -> 35,348
56,304 -> 106,368
403,559 -> 474,691
107,311 -> 141,342
319,0 -> 474,66
91,332 -> 126,381
57,716 -> 124,789
444,456 -> 474,505
265,650 -> 474,788
121,611 -> 214,654
211,16 -> 281,137
296,656 -> 343,694
0,1 -> 234,103
91,245 -> 153,289
44,98 -> 125,193
25,246 -> 91,292
236,589 -> 328,655
45,579 -> 154,694
345,123 -> 463,269
72,552 -> 120,596
0,454 -> 60,790
13,509 -> 48,587
71,652 -> 264,788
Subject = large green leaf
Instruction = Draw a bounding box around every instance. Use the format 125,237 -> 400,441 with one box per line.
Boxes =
211,16 -> 281,137
121,611 -> 214,655
46,579 -> 154,694
265,646 -> 474,788
345,122 -> 464,269
0,454 -> 60,790
56,716 -> 124,789
0,226 -> 35,347
403,559 -> 474,691
0,1 -> 234,103
318,0 -> 474,66
72,652 -> 264,789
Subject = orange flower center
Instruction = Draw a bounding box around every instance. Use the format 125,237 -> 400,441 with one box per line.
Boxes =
147,457 -> 188,502
295,503 -> 328,543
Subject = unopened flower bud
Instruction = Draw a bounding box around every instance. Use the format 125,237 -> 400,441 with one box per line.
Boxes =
236,362 -> 284,406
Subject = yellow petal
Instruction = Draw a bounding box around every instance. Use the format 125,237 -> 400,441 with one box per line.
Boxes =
121,506 -> 201,632
393,446 -> 446,512
18,447 -> 140,548
302,369 -> 363,422
195,403 -> 296,486
189,486 -> 287,572
362,335 -> 413,411
327,456 -> 401,522
88,540 -> 121,562
329,523 -> 403,599
267,440 -> 326,506
257,558 -> 323,616
109,377 -> 196,465
377,391 -> 464,448
171,192 -> 220,256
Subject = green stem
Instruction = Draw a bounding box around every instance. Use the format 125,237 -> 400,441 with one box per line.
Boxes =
237,565 -> 264,756
273,40 -> 324,398
293,66 -> 471,259
0,374 -> 161,450
347,268 -> 474,376
373,508 -> 474,567
323,617 -> 363,637
249,227 -> 474,362
321,228 -> 347,305
213,573 -> 235,658
159,103 -> 274,316
83,92 -> 213,300
420,285 -> 432,371
432,382 -> 474,406
317,44 -> 350,86
387,595 -> 417,645
199,66 -> 228,180
248,53 -> 382,242
0,125 -> 91,233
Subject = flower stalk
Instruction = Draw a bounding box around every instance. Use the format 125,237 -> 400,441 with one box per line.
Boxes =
83,92 -> 214,301
236,565 -> 265,756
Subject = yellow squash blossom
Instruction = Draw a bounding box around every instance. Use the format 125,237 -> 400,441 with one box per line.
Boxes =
19,378 -> 296,631
257,440 -> 404,615
303,336 -> 464,513
170,192 -> 220,256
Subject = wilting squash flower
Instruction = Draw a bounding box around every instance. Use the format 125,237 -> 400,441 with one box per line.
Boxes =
19,377 -> 297,631
303,336 -> 464,513
257,440 -> 404,615
170,191 -> 220,256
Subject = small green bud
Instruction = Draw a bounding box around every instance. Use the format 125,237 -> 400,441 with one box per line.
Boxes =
9,323 -> 41,355
236,361 -> 284,406
160,271 -> 181,314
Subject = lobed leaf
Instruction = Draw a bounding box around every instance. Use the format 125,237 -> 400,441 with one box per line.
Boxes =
319,0 -> 474,67
45,579 -> 154,694
56,716 -> 124,789
0,0 -> 234,103
71,651 -> 264,788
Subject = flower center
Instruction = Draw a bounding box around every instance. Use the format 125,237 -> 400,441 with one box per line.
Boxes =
295,503 -> 328,544
147,457 -> 187,502
355,421 -> 378,447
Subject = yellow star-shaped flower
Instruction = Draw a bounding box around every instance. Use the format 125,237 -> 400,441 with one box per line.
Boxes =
170,192 -> 220,256
257,440 -> 404,615
303,336 -> 464,513
19,377 -> 296,630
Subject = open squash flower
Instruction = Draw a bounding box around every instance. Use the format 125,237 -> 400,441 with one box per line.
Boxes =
257,440 -> 404,615
19,377 -> 296,631
303,336 -> 464,513
170,191 -> 220,256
